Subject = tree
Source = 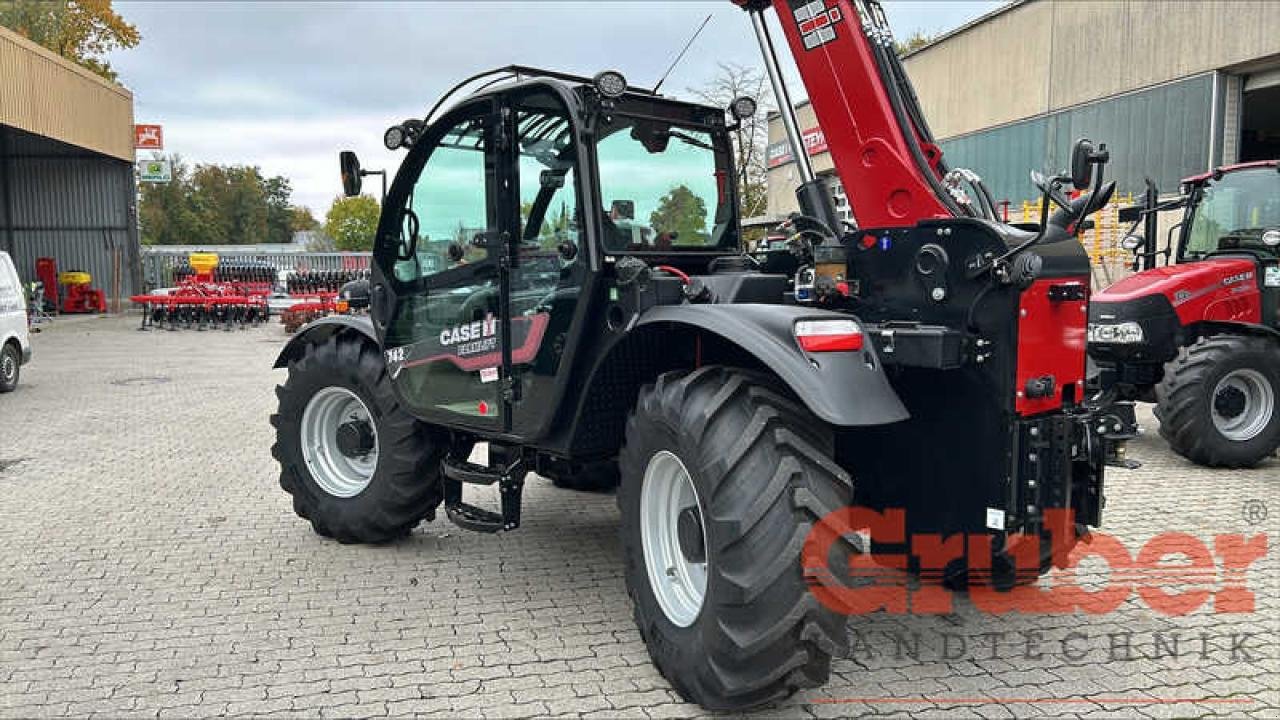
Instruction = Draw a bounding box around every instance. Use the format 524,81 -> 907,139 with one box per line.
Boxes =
138,155 -> 203,246
290,206 -> 320,234
0,0 -> 140,82
894,30 -> 935,57
138,156 -> 301,246
689,62 -> 771,240
262,176 -> 294,245
324,195 -> 380,252
649,185 -> 708,244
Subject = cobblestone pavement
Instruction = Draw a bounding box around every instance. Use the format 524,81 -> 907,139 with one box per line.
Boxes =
1,316 -> 1276,719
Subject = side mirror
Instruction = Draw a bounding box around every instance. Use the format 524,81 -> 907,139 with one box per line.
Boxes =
339,151 -> 363,197
1121,234 -> 1144,251
1263,230 -> 1280,247
1070,139 -> 1095,191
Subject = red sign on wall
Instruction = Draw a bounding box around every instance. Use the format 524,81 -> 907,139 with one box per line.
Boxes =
134,124 -> 164,150
766,127 -> 828,168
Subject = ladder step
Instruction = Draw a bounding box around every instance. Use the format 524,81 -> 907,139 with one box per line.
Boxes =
445,502 -> 506,534
441,457 -> 502,485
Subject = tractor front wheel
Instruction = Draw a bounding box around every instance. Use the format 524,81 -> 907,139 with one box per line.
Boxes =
618,367 -> 853,710
271,334 -> 446,543
1155,335 -> 1280,468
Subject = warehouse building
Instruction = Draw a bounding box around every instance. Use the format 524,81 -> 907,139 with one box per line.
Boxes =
766,0 -> 1280,221
0,26 -> 140,303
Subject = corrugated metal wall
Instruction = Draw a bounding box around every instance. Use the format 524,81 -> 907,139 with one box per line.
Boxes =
940,74 -> 1214,204
0,125 -> 140,299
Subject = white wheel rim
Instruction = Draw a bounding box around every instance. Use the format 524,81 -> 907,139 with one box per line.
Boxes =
1,352 -> 14,383
300,387 -> 379,498
640,450 -> 708,627
1212,369 -> 1275,442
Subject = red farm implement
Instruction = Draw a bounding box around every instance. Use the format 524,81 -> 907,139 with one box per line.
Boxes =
130,253 -> 270,331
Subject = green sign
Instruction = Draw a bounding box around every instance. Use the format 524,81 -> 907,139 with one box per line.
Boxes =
138,159 -> 171,183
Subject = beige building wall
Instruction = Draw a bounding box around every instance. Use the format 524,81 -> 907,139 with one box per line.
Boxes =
902,0 -> 1280,140
0,26 -> 134,161
765,103 -> 836,221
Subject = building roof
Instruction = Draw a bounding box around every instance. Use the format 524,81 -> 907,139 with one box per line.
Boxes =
898,0 -> 1027,60
0,26 -> 134,161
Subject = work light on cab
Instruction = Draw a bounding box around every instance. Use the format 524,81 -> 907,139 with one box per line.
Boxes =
593,70 -> 628,99
794,319 -> 864,352
730,96 -> 758,120
384,125 -> 405,151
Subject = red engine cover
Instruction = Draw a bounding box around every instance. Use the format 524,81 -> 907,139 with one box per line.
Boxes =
1016,278 -> 1089,416
1094,258 -> 1262,325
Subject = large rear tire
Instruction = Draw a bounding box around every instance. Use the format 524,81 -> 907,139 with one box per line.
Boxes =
271,334 -> 446,543
1155,335 -> 1280,468
618,367 -> 852,711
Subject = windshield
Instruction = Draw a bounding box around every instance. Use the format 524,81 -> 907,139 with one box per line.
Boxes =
1183,167 -> 1280,260
595,114 -> 737,253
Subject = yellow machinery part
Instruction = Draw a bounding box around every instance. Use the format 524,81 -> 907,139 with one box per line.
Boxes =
188,252 -> 220,276
58,271 -> 91,286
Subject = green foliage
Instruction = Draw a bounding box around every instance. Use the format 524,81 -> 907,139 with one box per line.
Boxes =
649,185 -> 708,243
894,30 -> 935,56
0,0 -> 140,82
290,206 -> 320,234
324,195 -> 381,252
138,155 -> 300,246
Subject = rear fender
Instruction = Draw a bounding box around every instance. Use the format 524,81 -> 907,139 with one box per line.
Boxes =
634,304 -> 908,427
273,315 -> 378,369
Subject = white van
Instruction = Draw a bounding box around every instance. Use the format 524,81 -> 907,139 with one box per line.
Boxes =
0,251 -> 31,392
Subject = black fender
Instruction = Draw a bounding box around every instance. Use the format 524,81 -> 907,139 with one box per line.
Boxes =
1189,320 -> 1280,344
635,304 -> 908,427
273,315 -> 378,369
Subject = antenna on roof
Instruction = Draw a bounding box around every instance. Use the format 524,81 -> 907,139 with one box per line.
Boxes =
651,13 -> 714,95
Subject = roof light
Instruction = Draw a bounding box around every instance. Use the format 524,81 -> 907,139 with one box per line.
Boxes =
730,96 -> 758,121
795,319 -> 863,353
593,70 -> 628,99
384,125 -> 406,151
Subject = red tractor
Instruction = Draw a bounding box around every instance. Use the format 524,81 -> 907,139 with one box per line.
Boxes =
1090,161 -> 1280,467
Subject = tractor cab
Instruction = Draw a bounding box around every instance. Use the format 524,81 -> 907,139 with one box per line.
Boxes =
1179,163 -> 1280,264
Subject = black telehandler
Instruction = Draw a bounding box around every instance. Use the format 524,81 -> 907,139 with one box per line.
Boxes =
271,0 -> 1118,709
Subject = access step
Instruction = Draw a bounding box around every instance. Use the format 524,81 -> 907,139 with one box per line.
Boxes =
445,502 -> 507,534
441,448 -> 526,533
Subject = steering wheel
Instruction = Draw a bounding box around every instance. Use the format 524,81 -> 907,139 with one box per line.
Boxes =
1030,170 -> 1072,212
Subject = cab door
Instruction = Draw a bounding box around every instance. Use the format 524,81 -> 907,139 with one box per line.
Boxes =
372,99 -> 512,432
503,88 -> 589,437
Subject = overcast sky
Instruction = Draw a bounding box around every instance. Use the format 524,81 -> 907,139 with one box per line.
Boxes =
107,1 -> 1001,217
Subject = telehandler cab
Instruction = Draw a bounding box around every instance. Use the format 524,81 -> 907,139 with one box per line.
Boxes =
272,0 -> 1117,709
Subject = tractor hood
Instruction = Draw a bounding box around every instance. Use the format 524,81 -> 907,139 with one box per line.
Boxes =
1094,258 -> 1257,305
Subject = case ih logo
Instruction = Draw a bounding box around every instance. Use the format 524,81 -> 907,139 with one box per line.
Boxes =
794,0 -> 841,50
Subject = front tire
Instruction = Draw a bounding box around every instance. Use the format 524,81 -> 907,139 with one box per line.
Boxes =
1155,335 -> 1280,468
618,367 -> 852,710
271,334 -> 446,543
0,343 -> 18,393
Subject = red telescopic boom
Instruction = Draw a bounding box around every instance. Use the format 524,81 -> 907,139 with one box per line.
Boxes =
735,0 -> 958,230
